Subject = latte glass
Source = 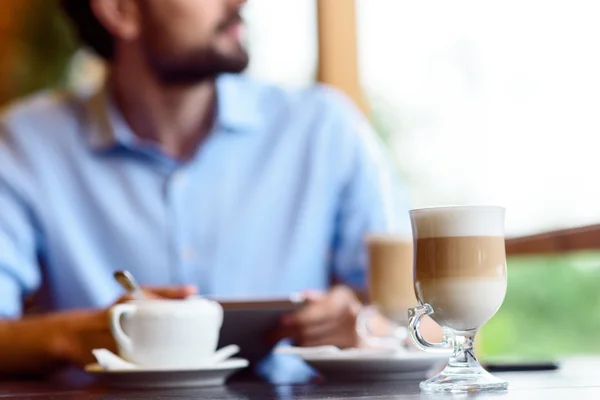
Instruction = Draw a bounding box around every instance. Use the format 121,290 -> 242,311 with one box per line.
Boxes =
408,206 -> 508,392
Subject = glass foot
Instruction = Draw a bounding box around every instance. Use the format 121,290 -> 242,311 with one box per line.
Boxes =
420,362 -> 508,393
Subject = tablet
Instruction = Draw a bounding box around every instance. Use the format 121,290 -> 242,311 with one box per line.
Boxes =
215,295 -> 306,365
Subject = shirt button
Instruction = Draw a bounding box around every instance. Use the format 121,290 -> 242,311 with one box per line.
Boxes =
181,247 -> 197,263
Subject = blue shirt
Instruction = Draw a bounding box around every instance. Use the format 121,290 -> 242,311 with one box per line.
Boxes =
0,73 -> 409,380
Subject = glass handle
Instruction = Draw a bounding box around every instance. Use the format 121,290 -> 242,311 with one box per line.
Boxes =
408,304 -> 453,353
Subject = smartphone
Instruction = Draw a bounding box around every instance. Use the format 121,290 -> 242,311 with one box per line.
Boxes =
214,295 -> 306,365
483,361 -> 560,372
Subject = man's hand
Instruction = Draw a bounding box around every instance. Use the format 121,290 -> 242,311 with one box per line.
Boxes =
47,285 -> 197,368
273,285 -> 445,350
276,285 -> 362,349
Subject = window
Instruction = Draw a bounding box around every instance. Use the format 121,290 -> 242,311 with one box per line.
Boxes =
244,0 -> 317,87
357,0 -> 600,237
355,0 -> 600,360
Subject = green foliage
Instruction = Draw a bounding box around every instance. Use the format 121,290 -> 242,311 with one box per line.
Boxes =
480,252 -> 600,360
11,0 -> 77,98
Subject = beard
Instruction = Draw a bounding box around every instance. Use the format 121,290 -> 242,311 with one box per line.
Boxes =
140,13 -> 250,85
144,44 -> 249,85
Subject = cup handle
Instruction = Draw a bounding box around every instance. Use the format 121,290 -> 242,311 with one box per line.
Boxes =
356,306 -> 408,349
108,303 -> 136,355
407,304 -> 453,353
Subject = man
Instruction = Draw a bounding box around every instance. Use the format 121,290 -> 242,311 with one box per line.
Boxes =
0,0 -> 417,379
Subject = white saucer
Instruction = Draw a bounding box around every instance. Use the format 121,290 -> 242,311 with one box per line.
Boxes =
277,347 -> 448,382
84,358 -> 249,389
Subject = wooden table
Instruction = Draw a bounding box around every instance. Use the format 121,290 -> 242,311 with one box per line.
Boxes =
1,357 -> 600,399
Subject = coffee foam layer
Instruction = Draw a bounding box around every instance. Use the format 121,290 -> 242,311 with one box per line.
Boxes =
410,206 -> 505,238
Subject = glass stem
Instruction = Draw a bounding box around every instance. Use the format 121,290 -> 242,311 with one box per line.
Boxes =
447,330 -> 481,369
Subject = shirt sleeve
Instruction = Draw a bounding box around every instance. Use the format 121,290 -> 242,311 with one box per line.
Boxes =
0,126 -> 42,318
326,90 -> 412,290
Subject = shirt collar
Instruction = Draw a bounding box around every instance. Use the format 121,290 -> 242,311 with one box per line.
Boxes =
214,73 -> 264,132
85,73 -> 263,152
84,86 -> 140,151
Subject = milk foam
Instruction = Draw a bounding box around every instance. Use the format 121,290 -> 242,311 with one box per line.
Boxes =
415,277 -> 506,331
410,206 -> 505,238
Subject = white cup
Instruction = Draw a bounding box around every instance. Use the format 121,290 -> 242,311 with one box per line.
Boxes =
109,298 -> 223,368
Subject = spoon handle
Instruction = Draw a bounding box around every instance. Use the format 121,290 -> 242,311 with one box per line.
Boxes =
114,270 -> 146,299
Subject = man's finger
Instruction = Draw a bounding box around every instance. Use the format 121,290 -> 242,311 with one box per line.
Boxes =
141,285 -> 198,299
273,316 -> 337,346
271,308 -> 330,345
295,317 -> 340,342
283,300 -> 335,328
300,290 -> 326,302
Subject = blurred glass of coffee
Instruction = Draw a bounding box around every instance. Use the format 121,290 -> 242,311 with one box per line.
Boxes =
356,234 -> 418,349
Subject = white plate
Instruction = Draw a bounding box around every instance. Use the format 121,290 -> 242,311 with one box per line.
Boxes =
84,358 -> 249,389
277,347 -> 449,382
